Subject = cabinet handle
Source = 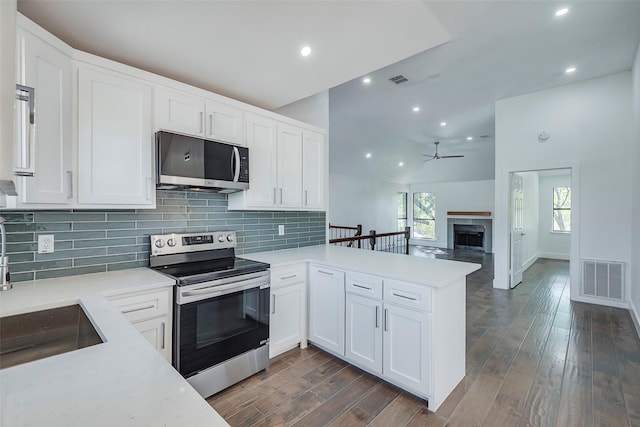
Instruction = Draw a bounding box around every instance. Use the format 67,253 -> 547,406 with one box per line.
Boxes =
375,306 -> 380,328
305,190 -> 308,206
392,292 -> 418,301
384,308 -> 388,331
352,283 -> 372,291
280,274 -> 297,280
67,171 -> 73,199
199,112 -> 204,133
271,294 -> 276,314
209,114 -> 213,136
14,84 -> 36,176
146,177 -> 153,201
121,304 -> 155,314
160,322 -> 166,349
279,188 -> 283,204
317,270 -> 334,276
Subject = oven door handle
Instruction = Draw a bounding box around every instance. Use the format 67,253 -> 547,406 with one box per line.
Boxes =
180,277 -> 268,301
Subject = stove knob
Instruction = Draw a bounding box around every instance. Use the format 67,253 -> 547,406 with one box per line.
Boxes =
218,234 -> 225,243
226,234 -> 234,242
167,238 -> 176,247
154,239 -> 165,248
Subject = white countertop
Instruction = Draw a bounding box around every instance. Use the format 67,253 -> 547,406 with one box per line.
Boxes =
241,245 -> 480,287
0,268 -> 228,427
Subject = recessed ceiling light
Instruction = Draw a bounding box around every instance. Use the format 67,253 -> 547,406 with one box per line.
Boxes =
398,162 -> 404,167
440,122 -> 447,127
565,66 -> 576,74
555,7 -> 569,16
467,136 -> 473,141
413,106 -> 420,112
362,77 -> 371,84
300,46 -> 311,57
365,153 -> 372,158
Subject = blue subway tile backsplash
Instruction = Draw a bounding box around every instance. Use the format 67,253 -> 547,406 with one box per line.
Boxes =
1,190 -> 326,282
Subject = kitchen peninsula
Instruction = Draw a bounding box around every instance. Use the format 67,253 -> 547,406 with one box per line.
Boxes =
242,245 -> 480,411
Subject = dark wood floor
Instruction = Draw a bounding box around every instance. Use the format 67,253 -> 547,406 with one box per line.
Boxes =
207,247 -> 640,426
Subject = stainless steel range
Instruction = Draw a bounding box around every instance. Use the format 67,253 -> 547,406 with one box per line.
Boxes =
149,231 -> 270,398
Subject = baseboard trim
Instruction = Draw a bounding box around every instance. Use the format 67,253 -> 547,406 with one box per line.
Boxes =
538,252 -> 570,261
630,298 -> 640,339
523,254 -> 539,271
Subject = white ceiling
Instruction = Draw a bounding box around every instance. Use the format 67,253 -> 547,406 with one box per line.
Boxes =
17,1 -> 640,186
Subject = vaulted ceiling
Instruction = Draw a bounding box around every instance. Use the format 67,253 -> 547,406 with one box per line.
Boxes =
18,1 -> 640,185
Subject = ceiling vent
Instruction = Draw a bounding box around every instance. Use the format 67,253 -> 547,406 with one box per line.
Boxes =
389,74 -> 409,84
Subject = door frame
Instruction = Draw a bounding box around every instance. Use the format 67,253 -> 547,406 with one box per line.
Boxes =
494,161 -> 580,301
509,172 -> 525,288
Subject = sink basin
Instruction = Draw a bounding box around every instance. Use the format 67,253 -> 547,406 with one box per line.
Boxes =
0,304 -> 104,369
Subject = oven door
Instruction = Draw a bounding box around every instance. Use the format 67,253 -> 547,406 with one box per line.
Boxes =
174,272 -> 270,378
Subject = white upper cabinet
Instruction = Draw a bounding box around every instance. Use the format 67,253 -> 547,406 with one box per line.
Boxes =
14,26 -> 72,205
277,123 -> 303,208
239,113 -> 278,208
157,87 -> 244,145
156,88 -> 205,137
77,66 -> 154,206
302,130 -> 326,210
205,99 -> 244,145
228,114 -> 326,211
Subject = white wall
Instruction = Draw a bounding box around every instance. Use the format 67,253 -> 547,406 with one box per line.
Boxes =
519,172 -> 539,269
329,173 -> 408,234
494,72 -> 634,311
408,179 -> 494,249
631,42 -> 640,332
538,174 -> 571,260
273,90 -> 329,130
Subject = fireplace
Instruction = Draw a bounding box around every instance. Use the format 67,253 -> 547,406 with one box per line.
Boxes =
453,224 -> 485,251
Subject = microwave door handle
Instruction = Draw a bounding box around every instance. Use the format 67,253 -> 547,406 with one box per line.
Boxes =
232,146 -> 240,182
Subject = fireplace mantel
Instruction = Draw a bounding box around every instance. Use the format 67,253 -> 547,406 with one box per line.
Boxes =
447,211 -> 492,219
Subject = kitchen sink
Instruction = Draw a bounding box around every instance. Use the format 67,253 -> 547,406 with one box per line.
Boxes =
0,304 -> 104,370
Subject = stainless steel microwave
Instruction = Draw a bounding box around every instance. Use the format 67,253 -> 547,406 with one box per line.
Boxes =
156,131 -> 249,193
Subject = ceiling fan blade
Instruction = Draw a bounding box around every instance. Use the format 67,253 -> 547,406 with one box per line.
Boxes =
439,155 -> 464,159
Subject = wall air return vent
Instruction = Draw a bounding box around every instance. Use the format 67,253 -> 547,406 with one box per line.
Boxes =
581,259 -> 624,301
389,74 -> 409,84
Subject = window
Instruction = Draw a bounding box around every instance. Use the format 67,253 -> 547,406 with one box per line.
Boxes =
552,186 -> 571,232
413,192 -> 435,239
397,192 -> 407,231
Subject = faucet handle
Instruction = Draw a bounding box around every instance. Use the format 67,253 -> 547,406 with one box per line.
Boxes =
0,256 -> 11,291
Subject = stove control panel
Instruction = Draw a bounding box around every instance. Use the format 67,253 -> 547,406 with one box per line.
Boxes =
150,231 -> 237,256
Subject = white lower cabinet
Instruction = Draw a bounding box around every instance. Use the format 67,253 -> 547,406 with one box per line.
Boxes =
383,303 -> 429,394
108,287 -> 172,362
345,293 -> 382,373
269,264 -> 307,358
308,265 -> 345,356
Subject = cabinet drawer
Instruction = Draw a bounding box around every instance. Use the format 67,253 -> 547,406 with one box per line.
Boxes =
109,288 -> 171,323
346,272 -> 383,299
383,279 -> 431,312
271,264 -> 306,289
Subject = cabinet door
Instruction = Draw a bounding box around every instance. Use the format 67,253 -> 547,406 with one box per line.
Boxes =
16,29 -> 72,204
205,99 -> 244,145
302,130 -> 325,210
308,265 -> 345,356
270,283 -> 303,358
345,293 -> 382,373
277,123 -> 303,208
134,316 -> 171,362
157,88 -> 205,137
77,67 -> 154,206
383,304 -> 429,394
244,113 -> 277,208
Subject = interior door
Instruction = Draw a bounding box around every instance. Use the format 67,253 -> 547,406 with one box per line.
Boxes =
510,173 -> 524,288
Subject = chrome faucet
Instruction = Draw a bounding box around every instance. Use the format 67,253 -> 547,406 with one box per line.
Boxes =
0,216 -> 11,291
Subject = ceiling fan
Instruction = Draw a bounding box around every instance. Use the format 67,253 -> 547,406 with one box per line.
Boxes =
422,141 -> 464,162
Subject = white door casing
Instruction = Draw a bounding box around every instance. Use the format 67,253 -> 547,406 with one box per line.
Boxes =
510,173 -> 524,288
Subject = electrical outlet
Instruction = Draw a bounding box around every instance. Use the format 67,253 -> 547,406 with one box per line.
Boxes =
38,234 -> 54,254
278,225 -> 285,236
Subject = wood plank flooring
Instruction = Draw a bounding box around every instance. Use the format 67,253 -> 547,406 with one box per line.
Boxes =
207,248 -> 640,426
